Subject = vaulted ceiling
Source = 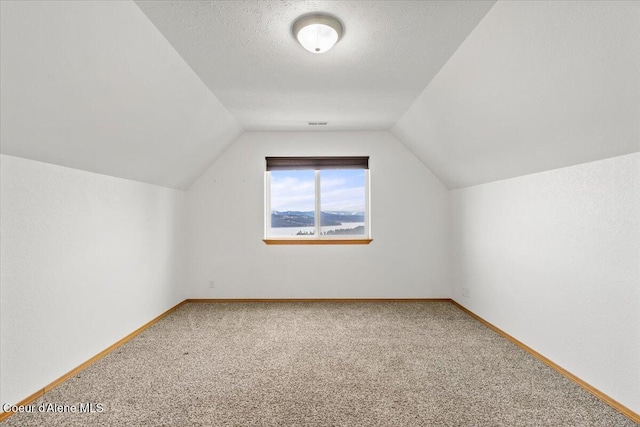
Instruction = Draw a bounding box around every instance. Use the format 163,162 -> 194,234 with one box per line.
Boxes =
393,1 -> 640,188
134,0 -> 494,131
1,1 -> 638,190
0,0 -> 241,190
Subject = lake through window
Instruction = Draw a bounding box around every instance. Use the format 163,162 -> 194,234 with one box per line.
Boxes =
265,157 -> 370,243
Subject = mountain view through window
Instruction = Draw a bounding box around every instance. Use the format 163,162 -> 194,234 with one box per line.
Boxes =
269,169 -> 366,237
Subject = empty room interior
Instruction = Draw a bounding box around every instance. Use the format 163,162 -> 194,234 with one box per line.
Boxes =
1,0 -> 639,425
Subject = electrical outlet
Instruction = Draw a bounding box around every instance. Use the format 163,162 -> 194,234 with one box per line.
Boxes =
209,281 -> 215,289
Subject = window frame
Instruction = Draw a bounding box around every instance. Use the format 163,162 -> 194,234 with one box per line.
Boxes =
264,157 -> 372,245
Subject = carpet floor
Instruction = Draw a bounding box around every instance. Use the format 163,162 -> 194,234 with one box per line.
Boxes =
2,302 -> 637,426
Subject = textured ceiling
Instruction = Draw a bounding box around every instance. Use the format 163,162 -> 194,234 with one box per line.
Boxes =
0,0 -> 241,190
393,1 -> 640,189
1,1 -> 638,191
134,0 -> 495,131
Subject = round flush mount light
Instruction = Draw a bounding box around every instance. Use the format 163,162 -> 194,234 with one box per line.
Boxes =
293,14 -> 343,54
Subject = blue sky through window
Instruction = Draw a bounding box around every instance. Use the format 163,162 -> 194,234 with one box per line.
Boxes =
320,169 -> 365,213
270,170 -> 315,212
270,169 -> 365,213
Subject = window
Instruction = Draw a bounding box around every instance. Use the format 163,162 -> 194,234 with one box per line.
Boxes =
264,157 -> 371,244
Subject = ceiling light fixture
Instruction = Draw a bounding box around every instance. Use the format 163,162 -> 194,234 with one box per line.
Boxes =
293,14 -> 343,54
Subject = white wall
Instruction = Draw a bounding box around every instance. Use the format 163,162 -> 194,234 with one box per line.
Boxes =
451,153 -> 640,414
184,131 -> 450,298
0,155 -> 185,408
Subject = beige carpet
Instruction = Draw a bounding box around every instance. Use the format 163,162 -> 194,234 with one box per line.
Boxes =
3,302 -> 637,426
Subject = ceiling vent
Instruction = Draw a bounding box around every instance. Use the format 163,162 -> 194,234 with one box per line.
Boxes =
308,122 -> 328,126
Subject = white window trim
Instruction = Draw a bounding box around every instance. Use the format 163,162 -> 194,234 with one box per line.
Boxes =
264,169 -> 371,243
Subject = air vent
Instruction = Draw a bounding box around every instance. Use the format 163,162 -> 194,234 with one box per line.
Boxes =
308,122 -> 328,126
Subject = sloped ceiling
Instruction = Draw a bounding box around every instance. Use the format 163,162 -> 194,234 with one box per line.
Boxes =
392,1 -> 640,189
134,0 -> 495,131
1,1 -> 638,190
0,0 -> 241,190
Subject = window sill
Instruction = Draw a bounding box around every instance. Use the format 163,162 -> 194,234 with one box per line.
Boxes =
263,239 -> 373,245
